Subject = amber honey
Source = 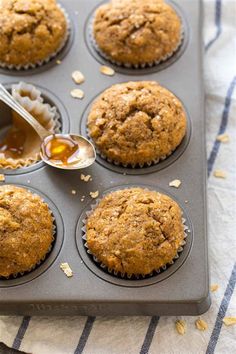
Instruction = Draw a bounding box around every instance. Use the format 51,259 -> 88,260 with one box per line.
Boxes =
43,135 -> 80,166
0,127 -> 26,158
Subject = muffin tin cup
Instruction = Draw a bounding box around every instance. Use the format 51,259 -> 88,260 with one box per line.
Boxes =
0,4 -> 71,71
81,187 -> 190,281
0,82 -> 61,170
0,192 -> 56,281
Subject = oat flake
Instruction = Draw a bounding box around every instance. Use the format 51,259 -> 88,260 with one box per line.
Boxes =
71,89 -> 84,99
223,317 -> 236,326
175,320 -> 187,335
195,318 -> 208,331
213,170 -> 227,179
210,284 -> 219,292
72,71 -> 85,84
81,174 -> 91,182
100,65 -> 115,76
169,179 -> 182,188
216,133 -> 230,143
0,174 -> 5,182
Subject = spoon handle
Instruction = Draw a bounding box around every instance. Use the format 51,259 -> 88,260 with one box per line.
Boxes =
0,84 -> 51,140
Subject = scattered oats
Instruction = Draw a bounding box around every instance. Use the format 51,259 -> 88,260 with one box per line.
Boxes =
80,174 -> 91,182
60,262 -> 73,277
223,317 -> 236,326
213,170 -> 227,179
56,59 -> 61,65
0,174 -> 5,182
72,70 -> 85,84
90,191 -> 99,199
210,284 -> 219,292
71,89 -> 84,99
175,320 -> 187,335
169,179 -> 182,188
195,318 -> 208,331
100,65 -> 115,76
71,190 -> 77,195
216,133 -> 230,143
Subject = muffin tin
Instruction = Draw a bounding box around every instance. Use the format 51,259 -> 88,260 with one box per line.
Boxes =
0,0 -> 210,315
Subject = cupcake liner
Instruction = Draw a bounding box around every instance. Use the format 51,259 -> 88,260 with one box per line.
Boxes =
0,82 -> 61,170
0,4 -> 70,71
89,15 -> 184,69
86,126 -> 175,169
81,188 -> 190,280
0,193 -> 56,280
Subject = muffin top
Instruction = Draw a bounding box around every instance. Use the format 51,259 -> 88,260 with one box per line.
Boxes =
86,188 -> 185,275
0,0 -> 67,66
93,0 -> 182,66
88,81 -> 187,166
0,185 -> 54,277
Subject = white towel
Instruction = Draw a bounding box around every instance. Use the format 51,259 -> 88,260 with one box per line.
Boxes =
0,0 -> 236,353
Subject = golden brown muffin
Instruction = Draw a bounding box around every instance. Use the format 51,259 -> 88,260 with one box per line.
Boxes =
0,185 -> 54,277
88,81 -> 187,166
86,188 -> 185,275
93,0 -> 182,66
0,0 -> 67,67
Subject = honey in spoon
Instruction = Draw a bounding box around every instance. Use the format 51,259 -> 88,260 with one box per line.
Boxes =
42,135 -> 81,167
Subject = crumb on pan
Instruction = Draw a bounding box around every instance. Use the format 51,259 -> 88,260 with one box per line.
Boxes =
90,191 -> 99,199
81,174 -> 92,182
60,262 -> 73,277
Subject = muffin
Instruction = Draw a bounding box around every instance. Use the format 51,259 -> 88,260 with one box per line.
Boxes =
0,185 -> 54,278
93,0 -> 182,67
87,81 -> 187,167
86,187 -> 185,276
0,82 -> 60,169
0,0 -> 68,68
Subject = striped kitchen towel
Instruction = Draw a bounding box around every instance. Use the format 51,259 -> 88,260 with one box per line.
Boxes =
0,0 -> 236,353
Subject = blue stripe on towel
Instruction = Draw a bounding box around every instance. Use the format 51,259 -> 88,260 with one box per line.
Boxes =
12,316 -> 31,350
205,0 -> 222,51
207,76 -> 236,176
74,316 -> 96,354
139,316 -> 160,354
206,262 -> 236,354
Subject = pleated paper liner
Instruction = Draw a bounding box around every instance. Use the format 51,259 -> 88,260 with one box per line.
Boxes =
86,127 -> 177,169
0,82 -> 61,169
0,194 -> 56,280
89,15 -> 184,69
81,188 -> 190,280
0,4 -> 70,71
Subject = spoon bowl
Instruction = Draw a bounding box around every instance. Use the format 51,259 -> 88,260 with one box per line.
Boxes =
40,134 -> 96,170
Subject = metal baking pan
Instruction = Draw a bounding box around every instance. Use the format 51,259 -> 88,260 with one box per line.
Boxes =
0,0 -> 210,315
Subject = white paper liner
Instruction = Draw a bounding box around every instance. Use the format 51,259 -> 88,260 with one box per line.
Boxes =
82,188 -> 190,280
0,82 -> 61,169
86,126 -> 175,169
0,4 -> 70,71
89,14 -> 184,69
0,192 -> 56,280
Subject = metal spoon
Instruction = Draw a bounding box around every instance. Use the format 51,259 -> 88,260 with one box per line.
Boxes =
0,84 -> 96,170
